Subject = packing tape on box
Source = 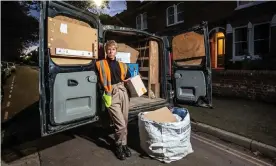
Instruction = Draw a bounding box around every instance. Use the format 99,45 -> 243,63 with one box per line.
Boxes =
142,88 -> 147,93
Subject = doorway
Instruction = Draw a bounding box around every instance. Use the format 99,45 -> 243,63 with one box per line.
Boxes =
210,32 -> 225,69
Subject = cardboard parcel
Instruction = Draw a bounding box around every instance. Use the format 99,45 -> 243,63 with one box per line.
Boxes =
115,43 -> 139,63
47,16 -> 98,65
126,75 -> 147,97
138,107 -> 193,163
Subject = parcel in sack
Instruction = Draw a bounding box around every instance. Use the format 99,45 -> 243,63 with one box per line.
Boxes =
138,107 -> 193,163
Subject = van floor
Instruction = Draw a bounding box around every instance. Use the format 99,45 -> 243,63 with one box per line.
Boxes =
129,96 -> 166,109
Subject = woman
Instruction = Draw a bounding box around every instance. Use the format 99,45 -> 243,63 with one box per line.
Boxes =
95,40 -> 132,160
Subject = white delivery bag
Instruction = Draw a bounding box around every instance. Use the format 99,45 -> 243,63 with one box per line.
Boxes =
138,107 -> 193,163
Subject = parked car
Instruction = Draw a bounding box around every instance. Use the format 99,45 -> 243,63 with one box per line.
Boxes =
1,62 -> 11,78
8,62 -> 16,72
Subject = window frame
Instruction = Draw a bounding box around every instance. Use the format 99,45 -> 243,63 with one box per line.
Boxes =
252,22 -> 271,56
136,12 -> 148,30
235,0 -> 269,10
136,14 -> 142,30
231,22 -> 271,62
233,25 -> 248,59
166,2 -> 184,27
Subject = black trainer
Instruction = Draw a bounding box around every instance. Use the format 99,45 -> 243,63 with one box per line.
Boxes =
122,145 -> 132,157
115,144 -> 126,160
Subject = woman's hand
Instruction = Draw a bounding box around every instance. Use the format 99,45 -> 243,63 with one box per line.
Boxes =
123,78 -> 131,82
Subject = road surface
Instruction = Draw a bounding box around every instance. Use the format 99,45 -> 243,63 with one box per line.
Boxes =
1,66 -> 274,166
1,65 -> 39,123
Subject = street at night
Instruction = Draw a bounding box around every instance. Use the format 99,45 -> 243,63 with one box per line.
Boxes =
0,66 -> 274,166
1,1 -> 276,166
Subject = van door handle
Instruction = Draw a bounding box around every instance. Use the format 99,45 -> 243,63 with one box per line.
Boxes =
174,73 -> 182,79
68,79 -> 78,86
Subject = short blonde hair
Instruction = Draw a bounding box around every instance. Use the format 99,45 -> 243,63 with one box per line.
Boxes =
105,40 -> 118,50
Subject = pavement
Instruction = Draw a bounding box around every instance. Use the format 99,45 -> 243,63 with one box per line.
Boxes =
184,97 -> 276,148
1,120 -> 275,166
1,65 -> 275,165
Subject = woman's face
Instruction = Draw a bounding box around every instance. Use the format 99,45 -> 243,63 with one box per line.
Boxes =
106,45 -> 117,60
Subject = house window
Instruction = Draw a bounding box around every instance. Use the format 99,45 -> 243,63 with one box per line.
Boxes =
136,12 -> 147,30
166,3 -> 184,26
234,27 -> 248,56
142,13 -> 147,29
236,0 -> 268,10
237,0 -> 254,6
232,22 -> 271,62
253,23 -> 270,55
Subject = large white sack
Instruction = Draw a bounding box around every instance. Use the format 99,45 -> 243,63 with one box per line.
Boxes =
138,108 -> 193,163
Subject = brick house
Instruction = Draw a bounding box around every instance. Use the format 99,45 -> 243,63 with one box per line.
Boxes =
113,1 -> 276,103
116,1 -> 276,70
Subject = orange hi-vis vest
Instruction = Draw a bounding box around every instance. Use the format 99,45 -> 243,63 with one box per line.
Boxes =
95,59 -> 128,96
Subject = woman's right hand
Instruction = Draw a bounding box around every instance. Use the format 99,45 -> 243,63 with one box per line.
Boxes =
123,78 -> 130,82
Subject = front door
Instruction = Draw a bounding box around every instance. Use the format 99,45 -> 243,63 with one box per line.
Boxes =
39,1 -> 101,136
217,37 -> 225,68
171,22 -> 212,108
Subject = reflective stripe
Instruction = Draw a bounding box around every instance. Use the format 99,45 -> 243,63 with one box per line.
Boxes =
119,62 -> 127,80
100,61 -> 107,86
103,60 -> 112,93
97,60 -> 128,95
96,62 -> 103,84
123,63 -> 127,77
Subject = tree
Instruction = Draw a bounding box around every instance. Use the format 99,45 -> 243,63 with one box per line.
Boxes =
1,1 -> 111,62
1,1 -> 39,61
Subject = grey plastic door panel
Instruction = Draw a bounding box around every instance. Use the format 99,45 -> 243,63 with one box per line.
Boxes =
174,70 -> 206,102
172,22 -> 212,108
53,71 -> 97,124
39,1 -> 101,136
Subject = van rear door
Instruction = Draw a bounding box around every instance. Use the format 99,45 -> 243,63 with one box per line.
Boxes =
171,22 -> 212,108
39,1 -> 101,136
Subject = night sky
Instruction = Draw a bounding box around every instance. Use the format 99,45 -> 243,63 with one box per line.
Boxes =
25,0 -> 127,53
30,0 -> 127,19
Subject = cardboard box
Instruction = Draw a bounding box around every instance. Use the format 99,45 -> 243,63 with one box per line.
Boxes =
117,43 -> 139,63
116,52 -> 131,63
143,107 -> 177,123
48,16 -> 98,59
126,75 -> 147,97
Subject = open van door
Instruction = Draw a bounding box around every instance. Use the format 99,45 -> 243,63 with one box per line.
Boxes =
171,22 -> 212,108
39,1 -> 101,136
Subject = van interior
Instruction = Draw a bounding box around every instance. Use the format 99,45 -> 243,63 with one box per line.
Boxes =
104,31 -> 166,109
47,15 -> 166,110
